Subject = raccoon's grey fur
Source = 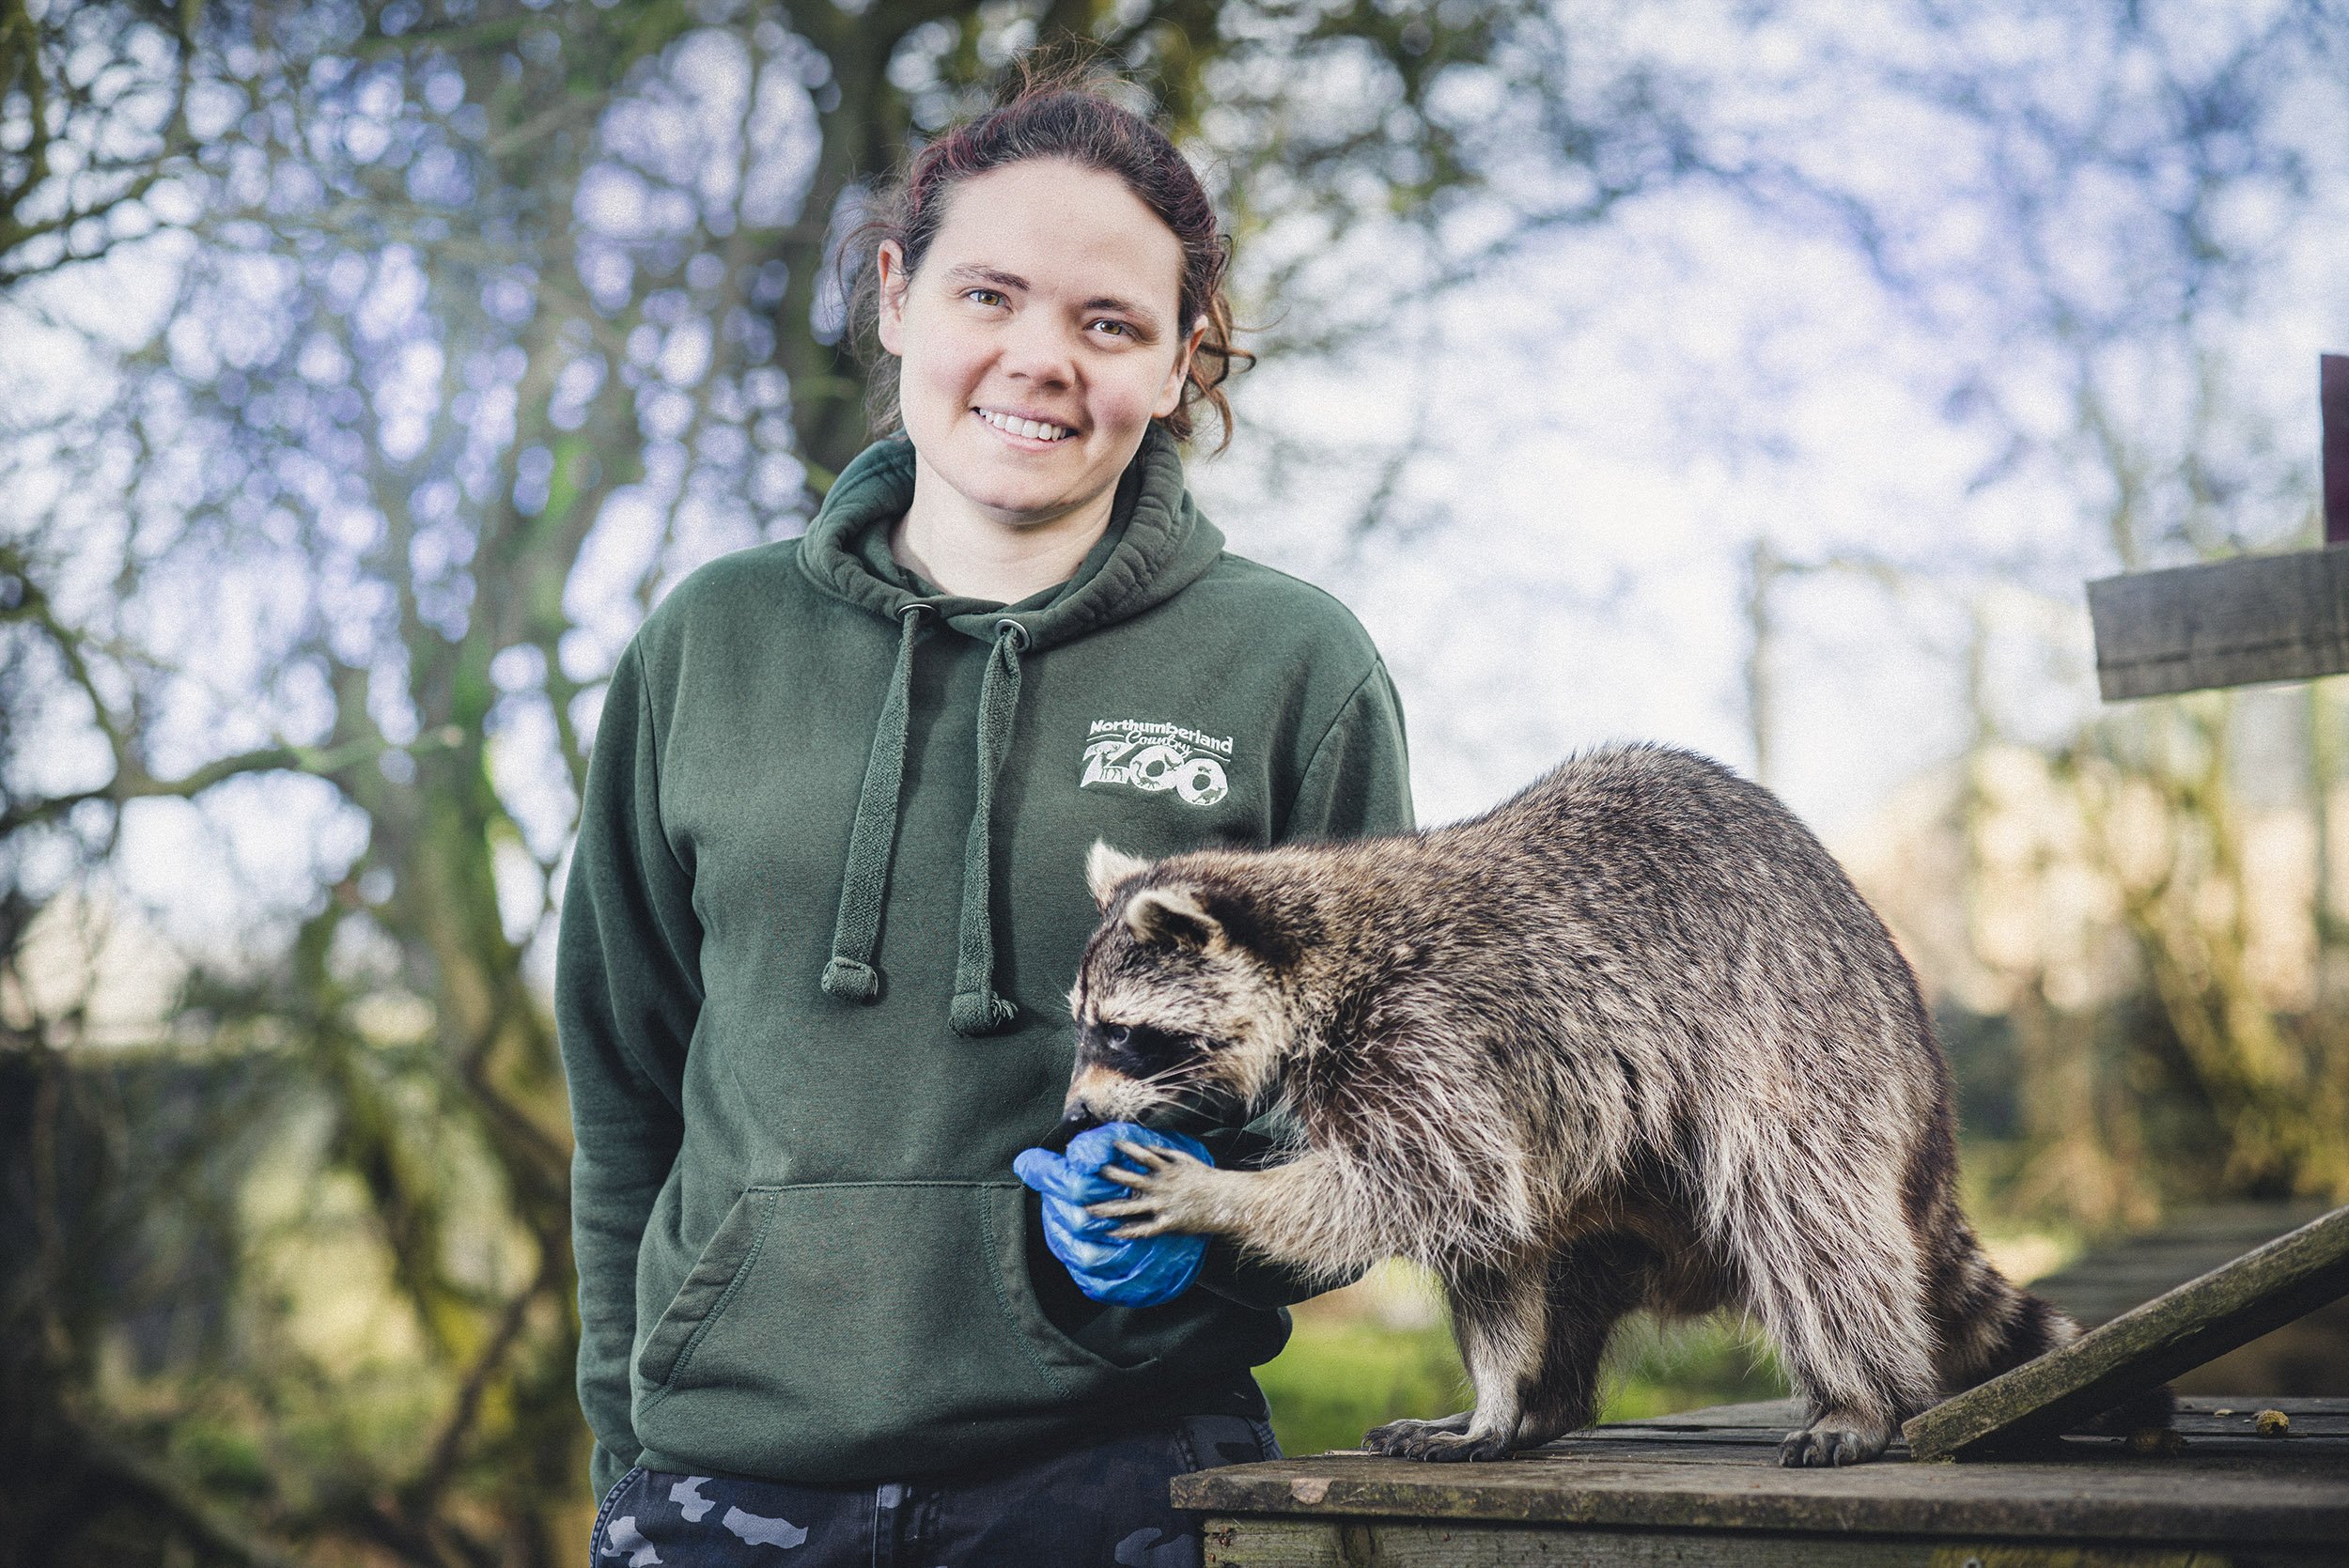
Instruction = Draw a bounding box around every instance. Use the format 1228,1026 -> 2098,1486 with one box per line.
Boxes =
1065,742 -> 2170,1467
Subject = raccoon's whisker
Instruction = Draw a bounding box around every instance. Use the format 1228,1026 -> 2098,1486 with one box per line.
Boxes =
1127,1059 -> 1207,1094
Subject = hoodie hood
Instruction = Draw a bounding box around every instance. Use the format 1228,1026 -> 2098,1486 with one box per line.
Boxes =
798,421 -> 1228,653
795,422 -> 1227,1035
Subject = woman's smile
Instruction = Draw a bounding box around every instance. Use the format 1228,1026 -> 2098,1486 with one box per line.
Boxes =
972,405 -> 1080,445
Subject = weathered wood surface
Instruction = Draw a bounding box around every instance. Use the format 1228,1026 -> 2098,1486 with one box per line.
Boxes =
2087,548 -> 2349,700
1905,1203 -> 2349,1459
1175,1397 -> 2349,1549
1204,1516 -> 2338,1567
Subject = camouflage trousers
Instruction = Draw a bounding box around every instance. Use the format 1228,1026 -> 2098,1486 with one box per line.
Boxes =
588,1414 -> 1277,1567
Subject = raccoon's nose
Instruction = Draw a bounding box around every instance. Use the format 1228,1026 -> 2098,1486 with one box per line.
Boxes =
1047,1107 -> 1103,1152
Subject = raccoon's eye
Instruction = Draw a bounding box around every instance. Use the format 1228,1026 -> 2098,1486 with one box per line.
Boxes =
1107,1026 -> 1131,1048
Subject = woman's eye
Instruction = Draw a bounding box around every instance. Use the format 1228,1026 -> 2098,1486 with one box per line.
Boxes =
1090,318 -> 1132,338
965,288 -> 1004,307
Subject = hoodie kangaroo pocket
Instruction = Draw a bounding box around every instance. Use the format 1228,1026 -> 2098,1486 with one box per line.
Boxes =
631,1182 -> 1155,1473
633,1187 -> 781,1392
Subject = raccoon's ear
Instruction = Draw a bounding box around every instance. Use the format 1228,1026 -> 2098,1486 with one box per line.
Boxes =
1123,885 -> 1220,950
1086,841 -> 1154,909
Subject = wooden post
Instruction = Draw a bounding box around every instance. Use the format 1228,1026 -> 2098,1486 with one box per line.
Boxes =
2325,351 -> 2347,544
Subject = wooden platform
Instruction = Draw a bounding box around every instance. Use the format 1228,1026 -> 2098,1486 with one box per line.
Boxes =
1174,1396 -> 2349,1566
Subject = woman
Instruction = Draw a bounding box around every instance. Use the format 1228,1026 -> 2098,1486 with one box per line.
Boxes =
558,62 -> 1412,1566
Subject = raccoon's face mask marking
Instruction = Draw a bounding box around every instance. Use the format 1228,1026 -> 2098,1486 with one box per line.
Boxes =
1066,843 -> 1299,1128
1064,1012 -> 1248,1130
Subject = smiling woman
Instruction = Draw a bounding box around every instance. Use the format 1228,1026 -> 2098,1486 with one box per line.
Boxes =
873,156 -> 1203,601
844,74 -> 1247,605
555,54 -> 1414,1568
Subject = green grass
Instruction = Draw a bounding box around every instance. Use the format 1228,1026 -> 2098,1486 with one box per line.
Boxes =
1255,1313 -> 1470,1458
1257,1304 -> 1789,1458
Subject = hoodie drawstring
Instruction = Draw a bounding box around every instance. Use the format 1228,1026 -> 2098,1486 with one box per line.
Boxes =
821,608 -> 1027,1036
821,604 -> 929,1003
948,618 -> 1026,1036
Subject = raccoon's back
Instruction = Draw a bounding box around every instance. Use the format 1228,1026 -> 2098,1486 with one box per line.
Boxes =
1427,743 -> 1932,1058
1453,743 -> 1859,911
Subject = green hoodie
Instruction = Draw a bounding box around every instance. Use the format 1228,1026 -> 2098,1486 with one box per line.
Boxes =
557,422 -> 1412,1494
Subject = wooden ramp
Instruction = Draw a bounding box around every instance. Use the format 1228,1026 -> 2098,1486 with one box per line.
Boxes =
1906,1203 -> 2349,1458
1175,1396 -> 2349,1565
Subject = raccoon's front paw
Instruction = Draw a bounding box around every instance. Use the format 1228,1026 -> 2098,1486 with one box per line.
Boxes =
1373,1420 -> 1514,1463
1777,1411 -> 1895,1467
1088,1140 -> 1230,1237
1362,1414 -> 1470,1457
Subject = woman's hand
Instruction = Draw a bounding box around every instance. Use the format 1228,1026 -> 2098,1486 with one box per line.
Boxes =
1012,1124 -> 1213,1307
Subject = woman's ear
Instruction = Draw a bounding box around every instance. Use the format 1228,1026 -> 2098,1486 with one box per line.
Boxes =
876,240 -> 910,357
1154,318 -> 1211,419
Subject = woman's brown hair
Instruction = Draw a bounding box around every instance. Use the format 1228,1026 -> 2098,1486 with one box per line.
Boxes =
839,56 -> 1253,453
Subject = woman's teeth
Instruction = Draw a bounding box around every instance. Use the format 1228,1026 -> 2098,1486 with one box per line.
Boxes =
976,408 -> 1073,442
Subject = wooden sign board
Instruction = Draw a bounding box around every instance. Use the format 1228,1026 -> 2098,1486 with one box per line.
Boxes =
2088,549 -> 2349,699
2088,352 -> 2349,701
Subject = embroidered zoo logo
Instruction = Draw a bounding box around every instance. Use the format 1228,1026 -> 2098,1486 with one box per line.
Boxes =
1081,718 -> 1234,808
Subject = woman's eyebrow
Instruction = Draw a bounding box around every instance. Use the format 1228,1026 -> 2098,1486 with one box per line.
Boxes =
1085,294 -> 1161,333
945,263 -> 1028,293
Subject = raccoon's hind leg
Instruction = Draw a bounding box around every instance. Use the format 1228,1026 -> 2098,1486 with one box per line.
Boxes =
1364,1259 -> 1545,1463
1723,1183 -> 1938,1467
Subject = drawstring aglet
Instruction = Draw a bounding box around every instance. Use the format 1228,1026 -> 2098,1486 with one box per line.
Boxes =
822,956 -> 882,1003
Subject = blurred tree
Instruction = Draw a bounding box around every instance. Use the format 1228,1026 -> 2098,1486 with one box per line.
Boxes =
1827,0 -> 2349,1221
0,0 -> 207,285
0,0 -> 1706,1559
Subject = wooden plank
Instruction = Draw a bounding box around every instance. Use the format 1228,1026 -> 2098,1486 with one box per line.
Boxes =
2087,549 -> 2349,699
2326,351 -> 2347,544
1201,1517 -> 2313,1567
1172,1399 -> 2349,1545
2029,1201 -> 2333,1324
1904,1204 -> 2349,1459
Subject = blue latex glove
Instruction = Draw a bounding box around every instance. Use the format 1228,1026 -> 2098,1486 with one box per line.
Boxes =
1012,1123 -> 1214,1308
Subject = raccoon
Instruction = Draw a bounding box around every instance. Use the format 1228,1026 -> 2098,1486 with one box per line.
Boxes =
1064,743 -> 2169,1467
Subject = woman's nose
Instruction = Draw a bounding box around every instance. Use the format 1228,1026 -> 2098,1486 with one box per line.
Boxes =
997,310 -> 1079,385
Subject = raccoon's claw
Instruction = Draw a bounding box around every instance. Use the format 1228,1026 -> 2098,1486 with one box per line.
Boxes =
1398,1429 -> 1515,1463
1353,1418 -> 1494,1465
1087,1141 -> 1222,1237
1106,1139 -> 1193,1175
1087,1199 -> 1177,1238
1361,1414 -> 1472,1458
1362,1413 -> 1515,1462
1777,1418 -> 1893,1467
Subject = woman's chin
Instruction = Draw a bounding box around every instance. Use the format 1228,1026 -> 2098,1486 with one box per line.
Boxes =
942,458 -> 1104,526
